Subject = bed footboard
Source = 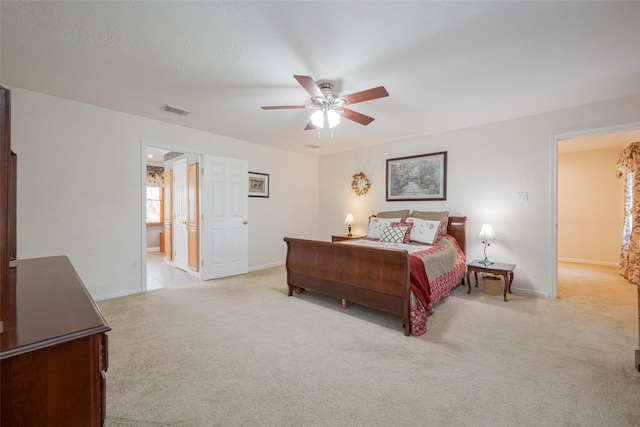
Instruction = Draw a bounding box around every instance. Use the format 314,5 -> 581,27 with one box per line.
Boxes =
284,237 -> 412,335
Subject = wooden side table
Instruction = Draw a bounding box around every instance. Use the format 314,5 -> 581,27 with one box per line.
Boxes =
331,234 -> 366,242
466,260 -> 516,302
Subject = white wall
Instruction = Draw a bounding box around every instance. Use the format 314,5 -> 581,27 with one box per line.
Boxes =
10,87 -> 320,300
319,93 -> 640,298
558,147 -> 625,265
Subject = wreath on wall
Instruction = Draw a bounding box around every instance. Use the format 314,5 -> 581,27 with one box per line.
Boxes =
351,172 -> 371,196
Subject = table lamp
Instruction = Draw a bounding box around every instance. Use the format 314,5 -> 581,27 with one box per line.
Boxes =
344,213 -> 355,236
476,224 -> 497,266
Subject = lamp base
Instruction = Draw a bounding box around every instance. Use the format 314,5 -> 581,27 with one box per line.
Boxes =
347,225 -> 352,237
478,258 -> 494,266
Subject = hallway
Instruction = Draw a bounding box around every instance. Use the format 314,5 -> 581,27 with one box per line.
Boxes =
146,251 -> 199,290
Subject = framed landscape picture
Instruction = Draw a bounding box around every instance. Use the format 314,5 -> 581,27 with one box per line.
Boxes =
248,172 -> 269,197
386,151 -> 447,201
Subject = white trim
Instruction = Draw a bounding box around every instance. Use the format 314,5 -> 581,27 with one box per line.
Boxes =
551,121 -> 640,299
510,287 -> 549,299
140,140 -> 147,292
550,135 -> 558,299
146,247 -> 161,253
248,261 -> 284,272
553,122 -> 640,140
95,288 -> 142,302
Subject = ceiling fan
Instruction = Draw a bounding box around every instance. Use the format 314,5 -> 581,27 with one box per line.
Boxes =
261,75 -> 389,130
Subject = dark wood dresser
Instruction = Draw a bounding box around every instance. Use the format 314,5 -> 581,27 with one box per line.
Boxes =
1,256 -> 111,426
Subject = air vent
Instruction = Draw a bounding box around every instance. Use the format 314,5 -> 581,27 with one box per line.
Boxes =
161,104 -> 191,116
305,144 -> 321,149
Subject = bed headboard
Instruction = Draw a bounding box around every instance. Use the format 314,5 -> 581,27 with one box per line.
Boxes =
370,212 -> 467,255
447,216 -> 467,256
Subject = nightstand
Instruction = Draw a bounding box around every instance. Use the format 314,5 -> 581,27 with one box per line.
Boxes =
331,234 -> 366,242
466,260 -> 516,302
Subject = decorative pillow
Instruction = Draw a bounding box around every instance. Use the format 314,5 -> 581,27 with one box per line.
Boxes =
375,209 -> 410,219
379,225 -> 408,244
409,211 -> 449,238
404,217 -> 441,245
367,217 -> 401,239
391,221 -> 413,243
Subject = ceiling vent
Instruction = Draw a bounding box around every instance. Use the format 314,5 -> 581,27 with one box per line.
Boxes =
305,144 -> 321,149
161,104 -> 191,116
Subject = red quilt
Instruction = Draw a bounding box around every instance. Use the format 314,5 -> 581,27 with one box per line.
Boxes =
407,235 -> 466,335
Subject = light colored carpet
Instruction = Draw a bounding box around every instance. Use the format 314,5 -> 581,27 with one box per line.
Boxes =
98,262 -> 640,426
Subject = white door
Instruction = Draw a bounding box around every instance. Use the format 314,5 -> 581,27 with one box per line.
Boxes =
173,158 -> 189,271
201,155 -> 248,280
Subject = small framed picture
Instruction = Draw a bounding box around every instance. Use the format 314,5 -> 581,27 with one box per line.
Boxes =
248,172 -> 269,198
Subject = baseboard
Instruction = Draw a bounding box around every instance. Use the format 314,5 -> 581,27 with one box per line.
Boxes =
95,288 -> 141,301
558,257 -> 617,267
146,247 -> 160,253
510,287 -> 551,299
249,260 -> 285,272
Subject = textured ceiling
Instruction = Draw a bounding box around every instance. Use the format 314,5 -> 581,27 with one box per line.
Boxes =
2,1 -> 640,156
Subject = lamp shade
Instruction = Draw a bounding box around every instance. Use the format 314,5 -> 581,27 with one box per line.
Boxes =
344,213 -> 355,225
476,224 -> 497,240
310,110 -> 325,128
326,109 -> 340,128
310,109 -> 341,129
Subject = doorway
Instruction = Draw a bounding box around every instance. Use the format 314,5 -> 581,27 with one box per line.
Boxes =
553,124 -> 640,298
142,143 -> 249,291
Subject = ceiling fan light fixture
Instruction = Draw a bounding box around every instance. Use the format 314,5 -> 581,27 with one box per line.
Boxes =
310,109 -> 341,129
310,110 -> 325,128
327,109 -> 341,128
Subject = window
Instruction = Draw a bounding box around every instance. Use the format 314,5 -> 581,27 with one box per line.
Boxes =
146,186 -> 164,226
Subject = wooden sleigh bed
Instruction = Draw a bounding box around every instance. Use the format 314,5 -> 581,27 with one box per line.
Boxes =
284,214 -> 467,336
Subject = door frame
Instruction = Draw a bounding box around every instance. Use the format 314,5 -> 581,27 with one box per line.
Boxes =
550,121 -> 640,299
140,140 -> 206,291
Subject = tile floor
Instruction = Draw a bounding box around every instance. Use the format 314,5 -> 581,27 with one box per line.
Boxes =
146,251 -> 199,290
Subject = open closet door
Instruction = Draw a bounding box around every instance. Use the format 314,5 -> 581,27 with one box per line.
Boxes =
201,155 -> 248,280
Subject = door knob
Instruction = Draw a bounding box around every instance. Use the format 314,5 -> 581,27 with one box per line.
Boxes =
243,220 -> 248,225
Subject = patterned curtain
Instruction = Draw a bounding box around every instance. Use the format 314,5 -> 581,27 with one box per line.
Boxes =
615,142 -> 640,283
147,166 -> 164,187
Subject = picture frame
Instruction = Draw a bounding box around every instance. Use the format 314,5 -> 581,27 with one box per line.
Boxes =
248,172 -> 269,198
386,151 -> 447,201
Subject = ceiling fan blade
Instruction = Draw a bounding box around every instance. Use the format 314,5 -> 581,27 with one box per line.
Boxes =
341,107 -> 375,126
294,75 -> 325,100
304,121 -> 317,130
261,105 -> 306,110
341,86 -> 389,105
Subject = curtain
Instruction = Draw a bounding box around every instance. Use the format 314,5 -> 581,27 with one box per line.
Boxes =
616,142 -> 640,283
147,166 -> 164,187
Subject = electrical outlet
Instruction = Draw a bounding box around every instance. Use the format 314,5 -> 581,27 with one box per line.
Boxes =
131,260 -> 138,269
516,192 -> 528,202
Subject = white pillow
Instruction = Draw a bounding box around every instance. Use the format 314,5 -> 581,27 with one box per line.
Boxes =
405,217 -> 441,245
367,217 -> 401,239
